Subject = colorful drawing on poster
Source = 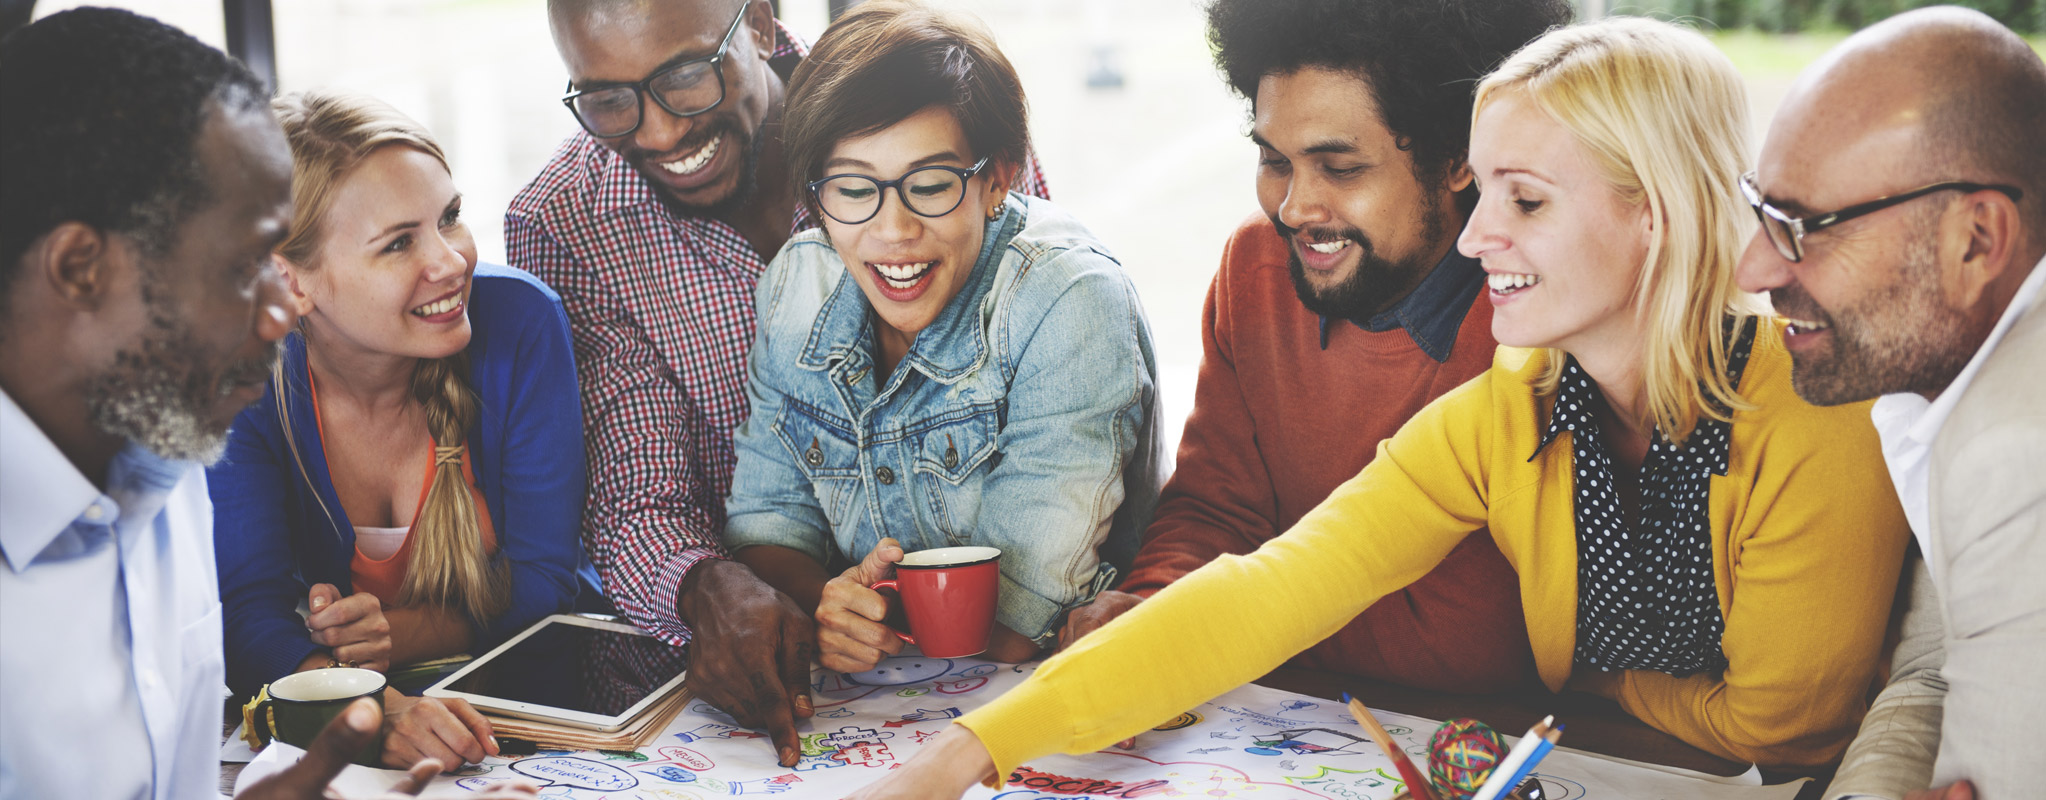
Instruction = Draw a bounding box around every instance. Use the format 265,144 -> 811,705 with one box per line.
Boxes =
600,749 -> 650,762
393,657 -> 1807,800
934,677 -> 990,693
646,765 -> 699,784
657,746 -> 716,771
1005,766 -> 1174,797
1243,728 -> 1370,757
510,757 -> 640,792
674,723 -> 740,743
883,707 -> 962,727
1281,765 -> 1409,800
849,657 -> 955,686
828,740 -> 895,768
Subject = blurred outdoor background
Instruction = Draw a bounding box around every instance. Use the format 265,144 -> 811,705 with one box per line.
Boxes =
25,0 -> 2046,459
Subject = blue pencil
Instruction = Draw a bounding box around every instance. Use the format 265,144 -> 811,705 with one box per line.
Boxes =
1497,724 -> 1563,796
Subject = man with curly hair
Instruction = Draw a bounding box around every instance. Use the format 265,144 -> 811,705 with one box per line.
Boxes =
1061,0 -> 1571,693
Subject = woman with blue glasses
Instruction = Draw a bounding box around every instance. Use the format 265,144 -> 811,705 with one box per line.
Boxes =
721,0 -> 1161,673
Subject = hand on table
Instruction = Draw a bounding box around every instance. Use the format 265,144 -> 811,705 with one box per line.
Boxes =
1057,589 -> 1143,652
679,559 -> 817,768
235,699 -> 539,799
307,584 -> 392,673
1905,782 -> 1974,800
841,723 -> 995,800
382,694 -> 499,770
817,538 -> 907,673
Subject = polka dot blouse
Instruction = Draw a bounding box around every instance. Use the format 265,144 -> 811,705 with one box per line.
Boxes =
1532,318 -> 1757,678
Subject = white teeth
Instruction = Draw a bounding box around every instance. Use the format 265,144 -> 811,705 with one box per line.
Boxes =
1784,317 -> 1831,334
1487,273 -> 1541,294
1306,240 -> 1350,254
411,295 -> 461,317
872,261 -> 934,289
660,135 -> 721,175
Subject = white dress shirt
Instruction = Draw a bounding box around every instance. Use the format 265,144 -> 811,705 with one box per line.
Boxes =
1,388 -> 227,800
1871,254 -> 2046,574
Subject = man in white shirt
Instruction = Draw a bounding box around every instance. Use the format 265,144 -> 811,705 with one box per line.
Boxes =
0,9 -> 535,799
1733,7 -> 2046,800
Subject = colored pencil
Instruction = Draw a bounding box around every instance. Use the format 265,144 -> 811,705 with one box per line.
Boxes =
1342,693 -> 1442,800
1495,725 -> 1562,798
1470,716 -> 1554,800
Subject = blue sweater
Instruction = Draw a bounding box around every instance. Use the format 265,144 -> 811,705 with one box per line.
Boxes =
210,263 -> 595,694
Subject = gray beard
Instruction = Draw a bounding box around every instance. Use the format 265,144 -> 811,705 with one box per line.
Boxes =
84,308 -> 276,465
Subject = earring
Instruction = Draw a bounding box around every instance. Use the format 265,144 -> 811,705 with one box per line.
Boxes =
986,204 -> 1002,221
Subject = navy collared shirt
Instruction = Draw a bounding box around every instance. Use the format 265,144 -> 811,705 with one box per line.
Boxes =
1318,248 -> 1487,361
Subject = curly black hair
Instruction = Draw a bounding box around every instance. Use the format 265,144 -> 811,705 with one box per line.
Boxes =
1207,0 -> 1572,188
0,8 -> 267,302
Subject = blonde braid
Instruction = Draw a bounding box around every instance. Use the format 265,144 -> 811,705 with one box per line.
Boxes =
397,352 -> 510,623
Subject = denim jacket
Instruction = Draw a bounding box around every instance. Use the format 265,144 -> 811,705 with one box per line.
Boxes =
724,194 -> 1161,645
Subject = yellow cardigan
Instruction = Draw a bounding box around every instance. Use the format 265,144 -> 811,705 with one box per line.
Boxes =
962,321 -> 1908,773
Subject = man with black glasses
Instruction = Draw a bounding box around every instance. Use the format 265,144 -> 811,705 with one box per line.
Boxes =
1734,8 -> 2046,800
506,0 -> 1044,768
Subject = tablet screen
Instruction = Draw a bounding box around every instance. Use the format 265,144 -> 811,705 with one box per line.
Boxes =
442,620 -> 688,718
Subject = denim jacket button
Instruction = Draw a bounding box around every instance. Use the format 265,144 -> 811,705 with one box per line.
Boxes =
804,438 -> 824,467
944,448 -> 958,469
876,466 -> 896,485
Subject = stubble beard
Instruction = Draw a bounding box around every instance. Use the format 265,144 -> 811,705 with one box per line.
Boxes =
644,121 -> 766,221
1785,218 -> 1976,405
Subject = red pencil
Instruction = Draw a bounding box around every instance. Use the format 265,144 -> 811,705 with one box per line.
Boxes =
1344,693 -> 1442,800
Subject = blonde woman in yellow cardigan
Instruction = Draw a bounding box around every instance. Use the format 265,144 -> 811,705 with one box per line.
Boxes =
847,17 -> 1912,798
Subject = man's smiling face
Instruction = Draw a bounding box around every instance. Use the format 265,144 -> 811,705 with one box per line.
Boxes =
553,0 -> 778,214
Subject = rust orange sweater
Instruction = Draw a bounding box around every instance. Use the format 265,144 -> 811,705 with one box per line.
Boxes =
1123,215 -> 1532,692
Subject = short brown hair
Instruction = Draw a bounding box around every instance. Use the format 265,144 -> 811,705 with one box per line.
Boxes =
783,0 -> 1028,215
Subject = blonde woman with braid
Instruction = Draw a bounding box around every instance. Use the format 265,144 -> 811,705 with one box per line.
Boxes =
851,18 -> 1913,798
210,91 -> 596,770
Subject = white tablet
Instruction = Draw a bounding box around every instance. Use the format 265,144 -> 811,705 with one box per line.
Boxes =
426,614 -> 688,732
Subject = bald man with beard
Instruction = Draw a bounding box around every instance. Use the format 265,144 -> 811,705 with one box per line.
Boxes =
1733,8 -> 2046,800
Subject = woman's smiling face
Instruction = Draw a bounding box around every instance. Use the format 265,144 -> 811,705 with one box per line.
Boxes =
818,105 -> 1007,342
1459,89 -> 1652,354
284,144 -> 478,362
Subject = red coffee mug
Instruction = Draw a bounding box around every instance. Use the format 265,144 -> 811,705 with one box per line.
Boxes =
868,546 -> 1002,658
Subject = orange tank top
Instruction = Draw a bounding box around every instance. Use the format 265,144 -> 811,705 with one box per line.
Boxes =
308,370 -> 498,603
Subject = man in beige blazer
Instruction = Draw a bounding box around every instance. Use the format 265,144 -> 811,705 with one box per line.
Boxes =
1734,7 -> 2046,800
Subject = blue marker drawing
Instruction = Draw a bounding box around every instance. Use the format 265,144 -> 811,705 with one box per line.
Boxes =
508,757 -> 639,792
647,765 -> 698,783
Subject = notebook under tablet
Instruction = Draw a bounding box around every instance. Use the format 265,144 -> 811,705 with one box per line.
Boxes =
426,614 -> 688,732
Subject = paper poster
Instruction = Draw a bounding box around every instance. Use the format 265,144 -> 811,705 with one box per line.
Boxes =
238,655 -> 1804,800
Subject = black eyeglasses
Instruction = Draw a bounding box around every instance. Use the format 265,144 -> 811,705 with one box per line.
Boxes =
1739,171 -> 2023,263
560,3 -> 749,138
807,157 -> 991,225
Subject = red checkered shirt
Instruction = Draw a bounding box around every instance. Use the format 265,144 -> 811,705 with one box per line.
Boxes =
505,20 -> 1048,647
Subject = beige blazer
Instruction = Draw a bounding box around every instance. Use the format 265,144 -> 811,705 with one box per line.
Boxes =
1924,271 -> 2046,798
1827,268 -> 2046,800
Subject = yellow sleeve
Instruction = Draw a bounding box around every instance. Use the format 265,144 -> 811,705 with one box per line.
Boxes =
958,369 -> 1501,783
1591,399 -> 1908,768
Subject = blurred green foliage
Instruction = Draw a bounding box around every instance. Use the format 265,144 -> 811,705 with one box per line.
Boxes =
1610,0 -> 2040,33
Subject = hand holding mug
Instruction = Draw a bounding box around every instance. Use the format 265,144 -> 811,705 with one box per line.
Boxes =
816,538 -> 907,673
867,546 -> 1001,659
306,583 -> 392,673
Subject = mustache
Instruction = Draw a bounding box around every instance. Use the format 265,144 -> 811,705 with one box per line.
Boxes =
1270,216 -> 1366,248
214,341 -> 282,398
1766,284 -> 1834,324
624,120 -> 730,165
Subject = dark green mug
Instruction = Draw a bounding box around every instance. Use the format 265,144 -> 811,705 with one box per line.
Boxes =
247,667 -> 388,766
